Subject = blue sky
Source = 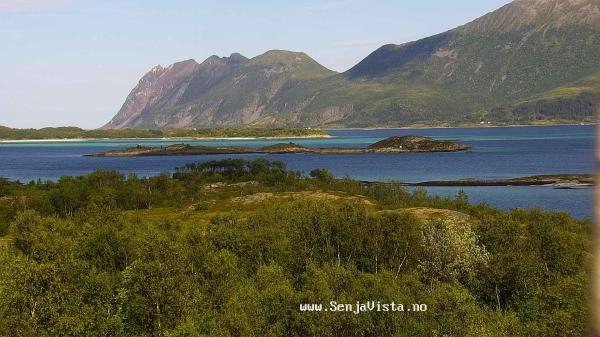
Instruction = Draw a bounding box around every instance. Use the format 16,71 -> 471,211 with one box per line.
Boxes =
0,0 -> 511,129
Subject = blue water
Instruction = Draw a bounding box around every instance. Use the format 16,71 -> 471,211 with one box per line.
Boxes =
0,125 -> 594,219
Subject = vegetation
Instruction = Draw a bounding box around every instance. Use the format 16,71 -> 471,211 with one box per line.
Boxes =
0,159 -> 591,336
486,71 -> 600,124
0,126 -> 327,140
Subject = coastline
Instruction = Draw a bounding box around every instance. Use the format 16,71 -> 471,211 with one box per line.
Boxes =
327,122 -> 596,131
359,174 -> 594,189
0,123 -> 593,143
0,134 -> 334,143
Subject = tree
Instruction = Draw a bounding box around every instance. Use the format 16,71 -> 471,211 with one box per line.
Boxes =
418,220 -> 489,286
310,168 -> 335,185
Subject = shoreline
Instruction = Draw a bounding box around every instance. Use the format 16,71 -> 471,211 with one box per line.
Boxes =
0,134 -> 333,143
327,122 -> 596,131
388,174 -> 594,189
0,123 -> 593,143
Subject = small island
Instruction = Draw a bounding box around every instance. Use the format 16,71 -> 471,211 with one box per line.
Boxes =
89,136 -> 471,157
399,174 -> 593,189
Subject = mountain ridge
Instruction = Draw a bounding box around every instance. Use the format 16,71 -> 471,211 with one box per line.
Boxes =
104,0 -> 600,129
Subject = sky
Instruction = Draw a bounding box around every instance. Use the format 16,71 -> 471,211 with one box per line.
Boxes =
0,0 -> 512,129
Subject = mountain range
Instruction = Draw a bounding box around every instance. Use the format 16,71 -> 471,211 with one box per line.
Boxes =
103,0 -> 600,129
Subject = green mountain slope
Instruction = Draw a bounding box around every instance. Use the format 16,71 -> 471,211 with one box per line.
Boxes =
105,51 -> 337,129
485,70 -> 600,122
337,0 -> 600,125
104,0 -> 600,129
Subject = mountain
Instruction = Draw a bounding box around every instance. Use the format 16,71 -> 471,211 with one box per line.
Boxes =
104,0 -> 600,129
342,0 -> 600,125
103,51 -> 335,129
103,59 -> 200,129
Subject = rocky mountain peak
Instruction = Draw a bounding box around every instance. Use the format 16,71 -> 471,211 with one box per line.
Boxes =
201,53 -> 249,67
101,59 -> 200,129
229,52 -> 249,64
250,50 -> 312,66
168,59 -> 199,71
150,65 -> 164,73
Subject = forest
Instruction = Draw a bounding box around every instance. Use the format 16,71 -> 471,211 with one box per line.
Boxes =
0,159 -> 591,336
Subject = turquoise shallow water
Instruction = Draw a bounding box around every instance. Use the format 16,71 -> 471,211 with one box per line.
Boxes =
0,125 -> 594,218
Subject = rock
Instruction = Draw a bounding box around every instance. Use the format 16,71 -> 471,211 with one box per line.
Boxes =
367,136 -> 471,152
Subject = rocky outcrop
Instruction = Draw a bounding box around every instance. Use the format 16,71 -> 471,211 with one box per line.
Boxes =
102,60 -> 200,129
403,174 -> 594,188
367,136 -> 470,152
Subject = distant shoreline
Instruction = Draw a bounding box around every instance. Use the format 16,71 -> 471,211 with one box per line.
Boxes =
0,134 -> 334,143
327,122 -> 596,131
360,174 -> 594,189
0,123 -> 594,143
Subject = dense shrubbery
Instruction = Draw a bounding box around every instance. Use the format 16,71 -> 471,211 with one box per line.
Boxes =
0,160 -> 591,336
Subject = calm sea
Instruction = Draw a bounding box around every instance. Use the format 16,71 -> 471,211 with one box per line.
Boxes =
0,125 -> 594,218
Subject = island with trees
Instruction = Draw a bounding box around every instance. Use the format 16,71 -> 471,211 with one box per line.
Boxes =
0,159 -> 590,336
90,136 -> 471,157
